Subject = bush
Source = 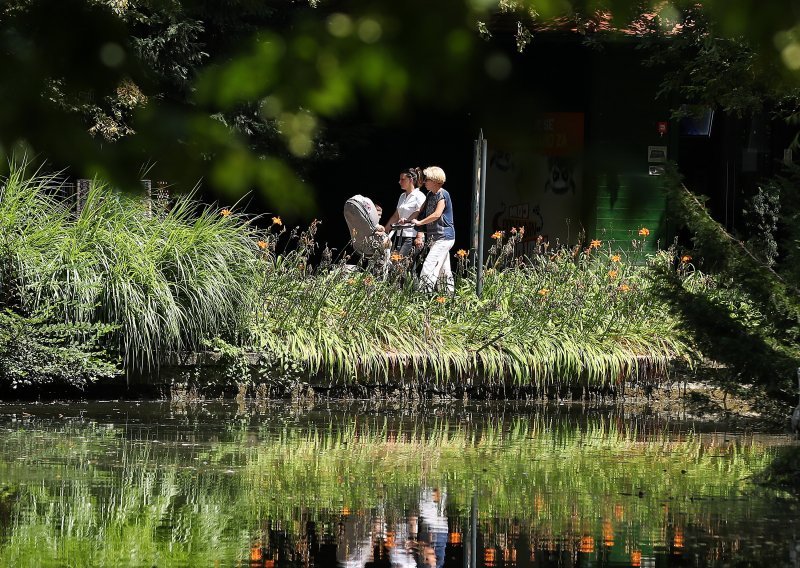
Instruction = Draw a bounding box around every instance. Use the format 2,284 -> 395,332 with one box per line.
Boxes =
0,162 -> 262,371
0,308 -> 117,389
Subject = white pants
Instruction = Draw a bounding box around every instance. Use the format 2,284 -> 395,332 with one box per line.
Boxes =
419,238 -> 455,293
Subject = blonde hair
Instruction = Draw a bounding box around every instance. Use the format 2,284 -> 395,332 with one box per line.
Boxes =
423,166 -> 446,184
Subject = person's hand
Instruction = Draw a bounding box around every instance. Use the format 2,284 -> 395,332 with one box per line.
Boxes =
398,217 -> 407,224
412,219 -> 422,226
414,237 -> 424,249
375,225 -> 385,234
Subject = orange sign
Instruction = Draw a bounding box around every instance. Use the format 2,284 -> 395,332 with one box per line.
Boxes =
534,112 -> 585,156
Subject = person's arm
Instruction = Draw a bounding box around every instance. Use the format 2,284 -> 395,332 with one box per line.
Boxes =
413,194 -> 431,248
414,200 -> 445,248
377,210 -> 399,233
413,199 -> 445,227
399,210 -> 421,224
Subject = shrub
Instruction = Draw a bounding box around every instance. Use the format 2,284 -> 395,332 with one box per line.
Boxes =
1,162 -> 262,371
0,308 -> 117,388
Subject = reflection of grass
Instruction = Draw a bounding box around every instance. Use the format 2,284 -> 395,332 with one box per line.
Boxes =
0,414 -> 777,566
0,426 -> 247,567
240,416 -> 773,527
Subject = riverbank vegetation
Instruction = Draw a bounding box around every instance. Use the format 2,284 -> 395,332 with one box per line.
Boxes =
0,163 -> 739,397
648,166 -> 800,415
1,164 -> 795,409
249,224 -> 690,391
0,164 -> 260,384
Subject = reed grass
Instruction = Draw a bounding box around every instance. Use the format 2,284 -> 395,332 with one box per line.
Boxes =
252,230 -> 694,387
0,163 -> 260,370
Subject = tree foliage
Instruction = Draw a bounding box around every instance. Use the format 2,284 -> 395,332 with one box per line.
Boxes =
0,0 -> 317,210
654,167 -> 800,409
1,0 -> 798,209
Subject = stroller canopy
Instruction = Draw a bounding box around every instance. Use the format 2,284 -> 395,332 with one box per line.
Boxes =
344,195 -> 387,257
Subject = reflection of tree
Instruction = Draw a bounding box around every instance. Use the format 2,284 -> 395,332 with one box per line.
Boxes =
1,0 -> 482,210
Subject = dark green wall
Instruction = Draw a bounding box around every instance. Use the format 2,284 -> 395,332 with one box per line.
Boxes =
584,43 -> 674,254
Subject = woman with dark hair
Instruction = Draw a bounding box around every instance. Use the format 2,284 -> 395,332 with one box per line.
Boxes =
378,167 -> 427,258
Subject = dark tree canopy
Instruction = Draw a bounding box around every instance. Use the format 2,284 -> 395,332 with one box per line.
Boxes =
0,0 -> 799,212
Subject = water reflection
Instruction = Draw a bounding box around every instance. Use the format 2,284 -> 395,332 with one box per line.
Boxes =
253,488 -> 453,568
243,497 -> 800,567
0,401 -> 796,567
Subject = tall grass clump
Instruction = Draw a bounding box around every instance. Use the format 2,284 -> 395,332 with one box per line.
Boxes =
0,163 -> 261,370
250,226 -> 694,389
0,166 -> 117,386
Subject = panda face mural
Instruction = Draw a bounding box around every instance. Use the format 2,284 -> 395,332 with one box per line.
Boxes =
490,151 -> 515,173
544,157 -> 576,195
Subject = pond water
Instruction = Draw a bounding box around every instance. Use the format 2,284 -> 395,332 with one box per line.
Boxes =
0,401 -> 797,567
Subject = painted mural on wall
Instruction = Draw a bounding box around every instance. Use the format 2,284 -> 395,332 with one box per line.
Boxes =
486,112 -> 584,254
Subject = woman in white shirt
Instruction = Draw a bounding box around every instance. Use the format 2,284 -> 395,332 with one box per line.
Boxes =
378,167 -> 427,258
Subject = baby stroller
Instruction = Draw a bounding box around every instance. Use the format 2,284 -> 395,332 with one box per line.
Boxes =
343,194 -> 420,279
343,195 -> 391,273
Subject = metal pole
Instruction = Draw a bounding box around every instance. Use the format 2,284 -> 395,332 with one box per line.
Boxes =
463,508 -> 469,568
470,491 -> 477,568
476,133 -> 488,297
470,141 -> 481,255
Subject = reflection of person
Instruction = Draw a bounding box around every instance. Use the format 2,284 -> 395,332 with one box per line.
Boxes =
387,516 -> 417,568
414,487 -> 448,568
413,167 -> 454,293
379,167 -> 426,258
